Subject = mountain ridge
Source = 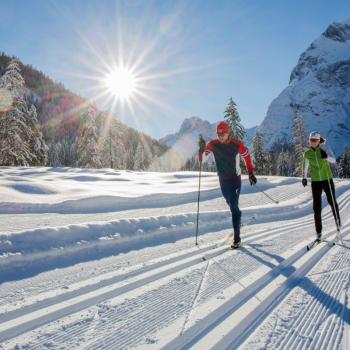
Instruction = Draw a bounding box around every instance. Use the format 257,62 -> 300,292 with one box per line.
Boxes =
258,18 -> 350,156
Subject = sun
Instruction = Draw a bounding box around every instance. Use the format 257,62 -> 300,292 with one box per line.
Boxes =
104,67 -> 136,100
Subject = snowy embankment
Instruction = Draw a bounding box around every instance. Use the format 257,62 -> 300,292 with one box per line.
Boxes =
0,167 -> 349,350
0,167 -> 311,279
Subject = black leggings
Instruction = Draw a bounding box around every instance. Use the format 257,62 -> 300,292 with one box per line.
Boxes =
311,179 -> 341,234
219,176 -> 241,243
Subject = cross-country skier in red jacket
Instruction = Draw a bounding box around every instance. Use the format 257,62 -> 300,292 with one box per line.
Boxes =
199,121 -> 257,248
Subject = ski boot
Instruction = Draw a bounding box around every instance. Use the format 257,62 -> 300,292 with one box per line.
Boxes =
231,241 -> 241,249
316,232 -> 322,243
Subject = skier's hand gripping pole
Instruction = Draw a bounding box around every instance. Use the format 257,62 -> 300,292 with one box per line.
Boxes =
195,135 -> 206,246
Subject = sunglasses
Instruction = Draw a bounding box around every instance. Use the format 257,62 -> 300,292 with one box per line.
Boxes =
309,138 -> 320,142
217,132 -> 227,136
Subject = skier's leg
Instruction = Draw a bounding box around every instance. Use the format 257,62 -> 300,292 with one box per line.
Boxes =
311,181 -> 322,236
230,186 -> 241,243
219,177 -> 230,206
324,179 -> 341,227
219,177 -> 241,243
227,176 -> 241,243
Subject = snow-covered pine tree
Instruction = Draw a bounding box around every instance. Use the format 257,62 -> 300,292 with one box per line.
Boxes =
27,104 -> 48,165
135,139 -> 153,171
134,142 -> 146,170
113,136 -> 127,169
292,111 -> 307,176
0,59 -> 25,98
339,144 -> 350,178
0,107 -> 32,165
224,97 -> 245,141
277,150 -> 292,176
47,142 -> 62,167
0,59 -> 33,165
97,113 -> 126,170
76,105 -> 101,168
252,131 -> 270,175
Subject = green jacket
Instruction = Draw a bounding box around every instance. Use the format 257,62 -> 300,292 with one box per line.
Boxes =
302,147 -> 333,181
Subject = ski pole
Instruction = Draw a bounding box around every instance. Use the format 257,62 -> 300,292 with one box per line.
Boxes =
327,178 -> 343,244
195,135 -> 206,246
254,183 -> 279,204
195,159 -> 202,246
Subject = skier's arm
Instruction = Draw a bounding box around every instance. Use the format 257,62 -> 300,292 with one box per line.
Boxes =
237,142 -> 256,185
204,141 -> 214,156
198,140 -> 213,162
302,153 -> 309,179
301,153 -> 309,186
320,148 -> 336,164
237,142 -> 254,174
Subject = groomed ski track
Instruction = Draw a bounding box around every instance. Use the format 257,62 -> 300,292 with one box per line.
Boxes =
0,170 -> 349,350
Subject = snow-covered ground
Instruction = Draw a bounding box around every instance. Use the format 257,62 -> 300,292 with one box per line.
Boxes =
0,167 -> 349,349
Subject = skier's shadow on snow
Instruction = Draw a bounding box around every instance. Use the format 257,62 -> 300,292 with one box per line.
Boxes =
239,243 -> 350,326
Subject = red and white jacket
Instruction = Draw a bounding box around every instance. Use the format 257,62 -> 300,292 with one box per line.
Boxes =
204,137 -> 253,178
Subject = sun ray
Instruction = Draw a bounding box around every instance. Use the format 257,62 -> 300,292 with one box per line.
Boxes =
48,0 -> 227,138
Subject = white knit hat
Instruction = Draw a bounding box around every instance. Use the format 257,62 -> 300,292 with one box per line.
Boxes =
309,131 -> 321,140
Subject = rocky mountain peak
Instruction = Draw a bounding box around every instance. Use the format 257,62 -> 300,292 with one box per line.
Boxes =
259,18 -> 350,157
179,116 -> 212,134
322,20 -> 350,42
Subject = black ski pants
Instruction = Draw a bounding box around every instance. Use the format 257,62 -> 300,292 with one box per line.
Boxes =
219,175 -> 241,243
311,179 -> 340,234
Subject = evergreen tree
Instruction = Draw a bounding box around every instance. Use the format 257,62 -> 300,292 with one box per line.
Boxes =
60,139 -> 78,166
0,59 -> 25,98
47,142 -> 62,167
27,104 -> 48,165
98,114 -> 126,169
76,105 -> 101,168
269,139 -> 294,176
292,111 -> 307,176
0,59 -> 32,165
134,142 -> 146,170
0,107 -> 32,165
252,131 -> 270,175
339,144 -> 350,178
277,150 -> 292,176
224,97 -> 245,141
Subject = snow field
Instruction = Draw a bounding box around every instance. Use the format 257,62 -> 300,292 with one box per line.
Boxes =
0,167 -> 349,349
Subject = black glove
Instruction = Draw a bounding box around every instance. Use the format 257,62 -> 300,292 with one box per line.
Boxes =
249,173 -> 257,186
320,148 -> 327,159
302,178 -> 307,187
198,134 -> 206,153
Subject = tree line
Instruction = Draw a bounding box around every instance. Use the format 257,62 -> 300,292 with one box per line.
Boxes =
182,98 -> 350,179
0,57 -> 167,169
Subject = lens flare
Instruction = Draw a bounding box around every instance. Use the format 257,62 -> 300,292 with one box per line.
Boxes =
104,67 -> 136,99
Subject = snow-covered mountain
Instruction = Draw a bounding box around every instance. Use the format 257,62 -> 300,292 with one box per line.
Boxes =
258,19 -> 350,156
157,117 -> 217,170
244,125 -> 258,147
160,116 -> 217,148
160,116 -> 257,167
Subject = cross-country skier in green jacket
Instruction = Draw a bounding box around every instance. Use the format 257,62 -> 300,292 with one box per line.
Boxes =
302,131 -> 341,241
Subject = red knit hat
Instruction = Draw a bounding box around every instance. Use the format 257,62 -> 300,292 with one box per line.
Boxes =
216,121 -> 230,134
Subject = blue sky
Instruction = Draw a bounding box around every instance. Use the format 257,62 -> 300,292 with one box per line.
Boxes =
1,0 -> 349,138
